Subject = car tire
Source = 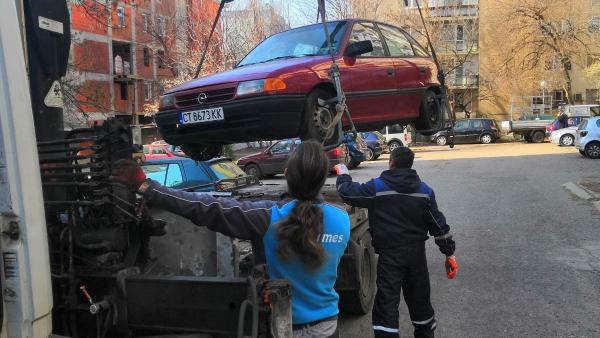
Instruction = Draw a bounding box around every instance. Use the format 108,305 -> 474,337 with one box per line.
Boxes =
415,90 -> 441,135
579,150 -> 588,157
244,164 -> 261,178
532,131 -> 545,143
559,134 -> 574,146
348,158 -> 360,169
480,133 -> 493,144
388,140 -> 403,152
300,88 -> 336,142
364,147 -> 375,161
373,154 -> 381,160
338,231 -> 377,315
179,143 -> 223,161
585,142 -> 600,159
435,135 -> 448,146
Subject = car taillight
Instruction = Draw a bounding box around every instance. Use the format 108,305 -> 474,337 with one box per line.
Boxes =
330,147 -> 341,157
490,124 -> 497,130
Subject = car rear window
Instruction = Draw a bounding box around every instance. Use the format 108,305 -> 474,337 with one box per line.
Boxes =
209,160 -> 246,180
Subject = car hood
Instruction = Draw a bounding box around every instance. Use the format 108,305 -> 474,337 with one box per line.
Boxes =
166,55 -> 329,94
237,152 -> 263,162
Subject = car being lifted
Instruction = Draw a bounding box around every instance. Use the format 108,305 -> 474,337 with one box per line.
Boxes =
155,19 -> 446,160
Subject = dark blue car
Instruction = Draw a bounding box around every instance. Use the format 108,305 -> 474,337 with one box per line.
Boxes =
359,132 -> 386,161
343,133 -> 368,169
141,157 -> 255,192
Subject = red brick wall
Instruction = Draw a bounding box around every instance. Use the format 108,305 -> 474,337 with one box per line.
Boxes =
73,40 -> 109,73
71,1 -> 108,35
77,81 -> 111,113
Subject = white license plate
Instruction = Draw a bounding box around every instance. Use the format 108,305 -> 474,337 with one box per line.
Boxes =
178,107 -> 224,125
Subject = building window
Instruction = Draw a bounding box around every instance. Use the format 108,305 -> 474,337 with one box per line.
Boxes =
141,13 -> 148,33
143,47 -> 150,67
156,17 -> 165,37
157,50 -> 165,68
589,16 -> 600,33
120,83 -> 128,100
144,82 -> 153,101
116,6 -> 125,28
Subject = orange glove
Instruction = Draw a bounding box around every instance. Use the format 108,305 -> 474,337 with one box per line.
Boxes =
445,256 -> 457,279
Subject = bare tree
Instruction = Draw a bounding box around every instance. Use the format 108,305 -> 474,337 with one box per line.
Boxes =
493,0 -> 594,104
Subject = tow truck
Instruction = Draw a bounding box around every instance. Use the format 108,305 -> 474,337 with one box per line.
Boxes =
0,0 -> 453,337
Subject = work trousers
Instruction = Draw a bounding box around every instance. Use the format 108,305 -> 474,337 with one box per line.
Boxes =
372,246 -> 436,338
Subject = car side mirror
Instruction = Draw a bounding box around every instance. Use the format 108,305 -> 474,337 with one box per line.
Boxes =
344,40 -> 374,57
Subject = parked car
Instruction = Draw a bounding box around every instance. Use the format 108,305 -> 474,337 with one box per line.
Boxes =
343,132 -> 367,169
154,19 -> 445,160
380,124 -> 411,152
431,118 -> 499,145
141,157 -> 255,192
359,131 -> 386,160
143,144 -> 178,160
549,126 -> 578,146
237,139 -> 349,178
575,117 -> 600,159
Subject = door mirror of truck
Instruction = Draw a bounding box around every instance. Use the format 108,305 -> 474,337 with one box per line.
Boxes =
344,40 -> 374,57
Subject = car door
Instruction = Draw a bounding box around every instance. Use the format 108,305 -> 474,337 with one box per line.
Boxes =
343,22 -> 398,127
183,161 -> 215,191
378,24 -> 423,121
262,140 -> 292,175
468,119 -> 484,142
453,120 -> 470,143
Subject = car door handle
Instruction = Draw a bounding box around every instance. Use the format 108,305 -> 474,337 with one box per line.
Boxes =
386,68 -> 395,76
418,67 -> 428,75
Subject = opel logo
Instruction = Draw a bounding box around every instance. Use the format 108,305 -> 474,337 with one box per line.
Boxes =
197,93 -> 207,104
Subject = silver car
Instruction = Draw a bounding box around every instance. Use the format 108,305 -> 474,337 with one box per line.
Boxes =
549,126 -> 577,146
575,117 -> 600,159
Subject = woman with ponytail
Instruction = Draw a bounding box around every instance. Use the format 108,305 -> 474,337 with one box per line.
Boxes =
113,140 -> 351,337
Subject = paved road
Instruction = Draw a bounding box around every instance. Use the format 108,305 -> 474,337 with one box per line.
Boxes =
267,142 -> 600,337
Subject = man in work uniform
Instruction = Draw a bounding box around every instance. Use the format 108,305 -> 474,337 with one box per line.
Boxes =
333,146 -> 457,338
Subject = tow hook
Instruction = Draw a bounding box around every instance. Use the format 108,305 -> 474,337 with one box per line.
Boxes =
80,285 -> 109,315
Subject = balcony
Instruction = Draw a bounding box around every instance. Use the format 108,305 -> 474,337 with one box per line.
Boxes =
448,75 -> 478,88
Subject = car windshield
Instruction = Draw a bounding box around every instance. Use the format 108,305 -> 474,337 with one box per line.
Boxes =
237,21 -> 347,67
209,160 -> 246,180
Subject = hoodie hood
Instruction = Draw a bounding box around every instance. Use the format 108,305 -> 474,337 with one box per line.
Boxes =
379,168 -> 421,193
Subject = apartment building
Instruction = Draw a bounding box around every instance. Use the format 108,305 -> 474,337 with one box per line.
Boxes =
66,0 -> 218,131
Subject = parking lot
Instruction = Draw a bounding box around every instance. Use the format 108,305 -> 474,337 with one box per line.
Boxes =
267,142 -> 600,337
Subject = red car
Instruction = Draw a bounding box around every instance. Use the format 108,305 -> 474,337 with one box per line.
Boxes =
143,144 -> 177,160
237,139 -> 348,178
155,19 -> 443,159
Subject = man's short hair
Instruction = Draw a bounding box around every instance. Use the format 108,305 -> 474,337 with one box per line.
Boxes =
390,146 -> 414,168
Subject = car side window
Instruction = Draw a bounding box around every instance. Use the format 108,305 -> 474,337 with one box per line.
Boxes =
348,22 -> 385,57
388,124 -> 404,134
455,120 -> 469,129
143,145 -> 149,154
271,140 -> 292,154
165,163 -> 184,187
470,120 -> 483,129
152,146 -> 166,155
142,164 -> 168,185
379,25 -> 414,57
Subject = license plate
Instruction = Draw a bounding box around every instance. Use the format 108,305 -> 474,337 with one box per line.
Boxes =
178,107 -> 224,125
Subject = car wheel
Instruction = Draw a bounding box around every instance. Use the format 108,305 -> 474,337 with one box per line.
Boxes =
179,143 -> 223,161
532,131 -> 545,143
364,147 -> 375,161
388,140 -> 402,152
579,150 -> 588,157
373,154 -> 380,160
301,88 -> 335,142
338,231 -> 376,315
585,142 -> 600,159
348,158 -> 359,169
244,164 -> 261,178
480,134 -> 493,144
435,135 -> 448,146
415,90 -> 441,135
559,134 -> 574,146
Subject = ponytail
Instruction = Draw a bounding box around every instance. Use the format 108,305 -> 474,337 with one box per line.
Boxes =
276,200 -> 326,270
275,140 -> 329,270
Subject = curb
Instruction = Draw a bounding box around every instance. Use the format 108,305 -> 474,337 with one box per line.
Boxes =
562,182 -> 600,212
